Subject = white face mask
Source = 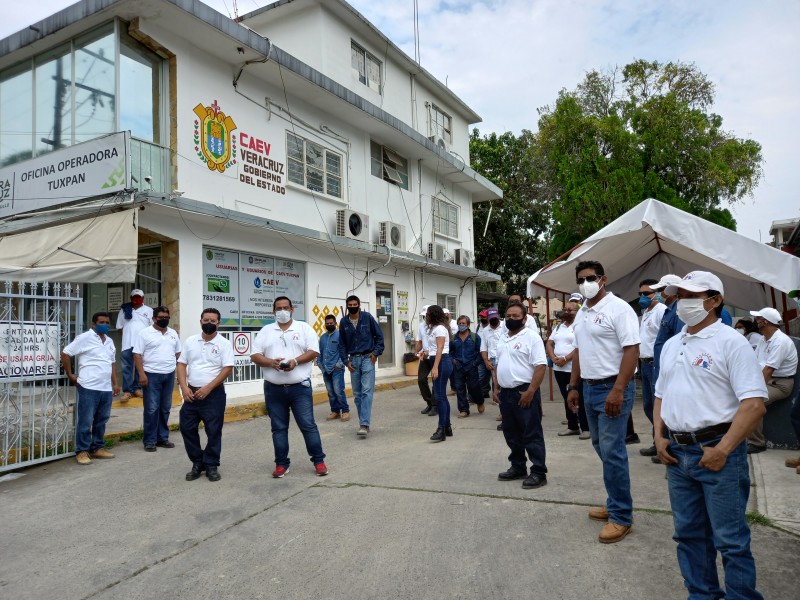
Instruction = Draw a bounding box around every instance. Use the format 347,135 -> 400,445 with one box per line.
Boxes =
275,309 -> 291,324
735,327 -> 746,335
676,298 -> 710,326
579,280 -> 601,300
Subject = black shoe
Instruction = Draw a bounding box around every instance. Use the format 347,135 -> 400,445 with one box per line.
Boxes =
186,465 -> 205,481
144,445 -> 157,452
430,427 -> 446,442
205,466 -> 221,482
428,409 -> 439,417
625,434 -> 641,445
445,425 -> 453,437
640,444 -> 657,456
521,473 -> 547,489
498,468 -> 526,481
421,406 -> 431,414
156,440 -> 175,448
497,424 -> 503,431
746,444 -> 766,454
651,456 -> 663,464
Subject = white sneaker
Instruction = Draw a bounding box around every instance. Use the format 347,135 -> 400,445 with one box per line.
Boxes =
579,431 -> 591,440
558,428 -> 580,437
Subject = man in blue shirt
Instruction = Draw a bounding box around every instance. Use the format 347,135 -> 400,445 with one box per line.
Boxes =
452,315 -> 484,418
339,295 -> 384,437
317,314 -> 350,422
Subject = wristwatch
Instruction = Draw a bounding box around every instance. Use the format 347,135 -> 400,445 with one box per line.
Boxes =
566,384 -> 579,392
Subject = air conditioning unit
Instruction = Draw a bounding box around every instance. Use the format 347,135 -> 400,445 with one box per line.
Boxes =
428,134 -> 451,154
379,221 -> 406,250
336,209 -> 370,243
427,242 -> 446,261
454,248 -> 473,267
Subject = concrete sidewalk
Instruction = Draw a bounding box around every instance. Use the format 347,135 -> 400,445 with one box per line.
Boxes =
0,382 -> 797,600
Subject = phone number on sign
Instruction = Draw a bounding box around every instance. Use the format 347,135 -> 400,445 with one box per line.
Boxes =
203,294 -> 237,302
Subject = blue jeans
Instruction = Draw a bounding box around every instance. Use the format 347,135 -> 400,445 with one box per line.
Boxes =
583,380 -> 635,526
453,362 -> 483,414
667,438 -> 762,600
791,388 -> 800,442
142,371 -> 175,446
179,385 -> 226,467
121,348 -> 141,394
500,384 -> 547,476
350,354 -> 376,426
322,367 -> 349,414
640,360 -> 656,429
75,386 -> 112,452
430,354 -> 453,428
264,381 -> 325,468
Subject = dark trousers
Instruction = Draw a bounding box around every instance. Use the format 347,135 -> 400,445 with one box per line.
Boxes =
791,389 -> 800,443
453,363 -> 484,414
418,356 -> 433,406
179,385 -> 227,467
477,360 -> 491,395
553,370 -> 589,431
500,384 -> 547,476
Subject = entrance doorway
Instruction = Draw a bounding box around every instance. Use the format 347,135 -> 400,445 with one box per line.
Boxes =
375,285 -> 393,366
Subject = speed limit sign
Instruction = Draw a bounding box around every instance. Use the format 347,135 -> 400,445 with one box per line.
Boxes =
233,332 -> 251,363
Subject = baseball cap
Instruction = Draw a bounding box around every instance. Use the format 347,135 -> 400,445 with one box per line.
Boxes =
479,309 -> 489,318
649,274 -> 683,290
749,307 -> 782,325
486,307 -> 499,319
664,271 -> 724,297
130,289 -> 144,297
419,304 -> 430,317
568,293 -> 584,303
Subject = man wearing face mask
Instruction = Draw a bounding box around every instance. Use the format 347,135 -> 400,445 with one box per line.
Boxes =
480,307 -> 504,428
61,312 -> 120,465
115,289 -> 153,402
177,308 -> 234,482
567,260 -> 640,544
317,314 -> 350,422
745,307 -> 797,454
654,271 -> 767,599
451,315 -> 484,417
134,306 -> 182,452
637,279 -> 667,454
504,293 -> 538,332
338,295 -> 384,437
476,309 -> 492,398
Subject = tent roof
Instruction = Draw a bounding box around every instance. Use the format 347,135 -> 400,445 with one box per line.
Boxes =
528,199 -> 800,314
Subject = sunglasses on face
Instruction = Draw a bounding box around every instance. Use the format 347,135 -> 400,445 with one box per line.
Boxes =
639,291 -> 655,297
576,275 -> 600,284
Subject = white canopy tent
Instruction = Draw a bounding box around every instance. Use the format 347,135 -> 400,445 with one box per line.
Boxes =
528,199 -> 800,319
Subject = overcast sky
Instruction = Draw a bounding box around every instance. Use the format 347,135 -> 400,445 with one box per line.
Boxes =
3,0 -> 798,243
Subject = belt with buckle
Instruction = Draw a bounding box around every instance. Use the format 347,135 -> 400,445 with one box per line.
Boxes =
584,376 -> 617,386
350,352 -> 371,356
640,357 -> 654,364
669,422 -> 732,445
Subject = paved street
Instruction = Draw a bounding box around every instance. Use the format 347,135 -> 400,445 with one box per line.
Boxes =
1,385 -> 798,600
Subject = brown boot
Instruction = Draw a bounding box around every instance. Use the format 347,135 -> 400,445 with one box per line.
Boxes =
89,448 -> 115,459
599,522 -> 632,544
75,451 -> 91,465
341,412 -> 350,422
785,456 -> 800,468
326,412 -> 340,421
588,506 -> 610,521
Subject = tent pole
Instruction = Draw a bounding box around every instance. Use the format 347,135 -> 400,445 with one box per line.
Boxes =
546,293 -> 552,402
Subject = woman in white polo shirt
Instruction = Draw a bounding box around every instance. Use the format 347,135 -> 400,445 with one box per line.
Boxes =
426,305 -> 453,442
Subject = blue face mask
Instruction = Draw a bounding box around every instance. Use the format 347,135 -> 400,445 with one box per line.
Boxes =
95,324 -> 111,335
638,295 -> 653,309
458,325 -> 468,332
655,293 -> 665,304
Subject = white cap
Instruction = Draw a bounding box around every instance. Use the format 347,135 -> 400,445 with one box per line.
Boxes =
664,271 -> 724,297
649,274 -> 683,290
130,289 -> 144,297
568,293 -> 584,303
442,307 -> 450,314
749,307 -> 782,325
419,305 -> 430,317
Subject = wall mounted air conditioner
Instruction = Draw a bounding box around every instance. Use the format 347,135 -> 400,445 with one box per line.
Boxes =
336,209 -> 370,243
379,221 -> 406,250
427,242 -> 446,261
428,134 -> 451,154
454,249 -> 473,267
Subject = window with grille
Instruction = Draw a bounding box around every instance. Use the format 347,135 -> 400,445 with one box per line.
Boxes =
430,104 -> 452,144
432,197 -> 459,238
437,294 -> 457,314
286,132 -> 342,198
370,140 -> 409,190
351,41 -> 381,94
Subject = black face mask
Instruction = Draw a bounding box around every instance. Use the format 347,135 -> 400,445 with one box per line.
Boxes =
505,318 -> 524,332
201,323 -> 217,335
347,306 -> 359,315
489,318 -> 500,327
325,324 -> 336,332
156,318 -> 170,328
479,319 -> 488,327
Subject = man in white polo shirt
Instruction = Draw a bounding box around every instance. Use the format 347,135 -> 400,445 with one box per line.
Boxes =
654,271 -> 767,600
177,308 -> 234,482
494,301 -> 549,490
480,307 -> 504,429
61,312 -> 120,465
567,260 -> 640,544
115,289 -> 152,402
746,307 -> 798,454
134,306 -> 181,452
250,296 -> 327,479
637,278 -> 667,456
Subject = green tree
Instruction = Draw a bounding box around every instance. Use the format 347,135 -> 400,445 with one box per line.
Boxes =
538,60 -> 763,259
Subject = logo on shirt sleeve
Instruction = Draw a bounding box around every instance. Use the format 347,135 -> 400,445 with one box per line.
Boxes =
692,352 -> 714,370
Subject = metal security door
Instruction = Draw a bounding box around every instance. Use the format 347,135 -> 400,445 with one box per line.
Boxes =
0,282 -> 83,472
375,286 -> 393,366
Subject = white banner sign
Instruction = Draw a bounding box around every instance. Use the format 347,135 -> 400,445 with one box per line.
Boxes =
274,258 -> 306,321
240,253 -> 275,327
0,132 -> 130,218
203,247 -> 240,327
0,322 -> 61,379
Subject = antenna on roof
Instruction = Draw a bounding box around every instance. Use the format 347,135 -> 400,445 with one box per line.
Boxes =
413,0 -> 421,64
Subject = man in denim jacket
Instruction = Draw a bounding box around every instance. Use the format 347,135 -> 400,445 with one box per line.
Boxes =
317,314 -> 350,422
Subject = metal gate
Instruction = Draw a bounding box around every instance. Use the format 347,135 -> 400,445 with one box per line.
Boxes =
0,282 -> 83,472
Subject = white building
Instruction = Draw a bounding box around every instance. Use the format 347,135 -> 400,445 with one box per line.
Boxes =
0,0 -> 501,397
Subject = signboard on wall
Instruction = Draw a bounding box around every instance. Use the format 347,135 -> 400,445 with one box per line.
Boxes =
0,131 -> 130,218
240,254 -> 275,327
203,247 -> 240,326
0,322 -> 61,379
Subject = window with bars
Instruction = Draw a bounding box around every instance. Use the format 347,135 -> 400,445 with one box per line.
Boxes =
286,132 -> 342,198
437,294 -> 457,314
351,41 -> 381,94
433,197 -> 459,238
430,104 -> 452,144
370,140 -> 409,190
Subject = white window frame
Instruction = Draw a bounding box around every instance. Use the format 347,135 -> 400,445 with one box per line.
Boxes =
286,131 -> 343,199
370,140 -> 409,190
437,294 -> 457,314
430,104 -> 452,144
432,196 -> 459,240
351,41 -> 382,94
